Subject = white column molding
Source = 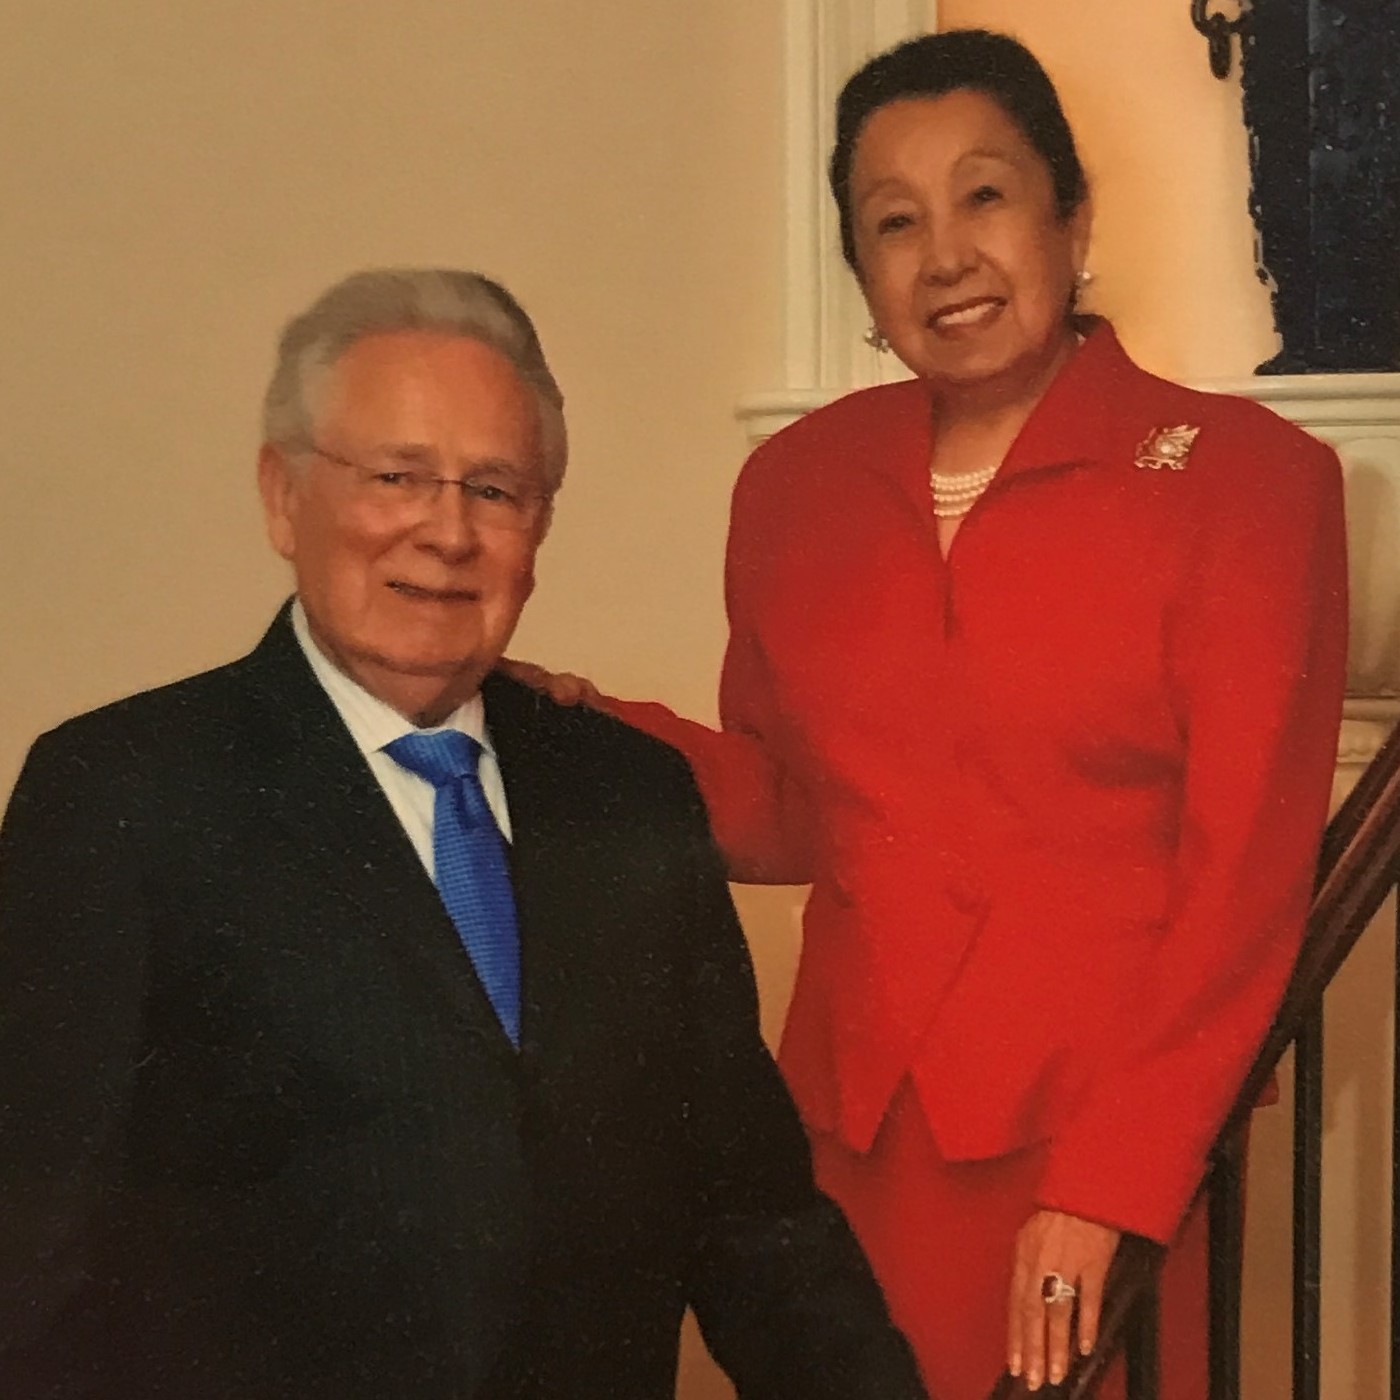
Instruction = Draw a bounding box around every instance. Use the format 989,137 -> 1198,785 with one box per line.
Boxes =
748,0 -> 932,436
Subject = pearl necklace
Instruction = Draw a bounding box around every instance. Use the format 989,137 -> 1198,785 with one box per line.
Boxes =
930,463 -> 998,519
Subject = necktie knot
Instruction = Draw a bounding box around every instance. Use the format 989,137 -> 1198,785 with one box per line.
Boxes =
384,729 -> 483,788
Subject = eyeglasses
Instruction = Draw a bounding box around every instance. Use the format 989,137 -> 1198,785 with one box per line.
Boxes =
298,443 -> 552,532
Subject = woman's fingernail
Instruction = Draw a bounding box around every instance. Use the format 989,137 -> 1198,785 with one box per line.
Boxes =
1080,1337 -> 1095,1356
1009,1354 -> 1021,1377
1050,1364 -> 1064,1384
1027,1366 -> 1043,1390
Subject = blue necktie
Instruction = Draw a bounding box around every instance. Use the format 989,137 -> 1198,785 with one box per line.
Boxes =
384,730 -> 521,1046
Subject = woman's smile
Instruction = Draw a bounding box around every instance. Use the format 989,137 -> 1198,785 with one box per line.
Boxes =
926,296 -> 1006,332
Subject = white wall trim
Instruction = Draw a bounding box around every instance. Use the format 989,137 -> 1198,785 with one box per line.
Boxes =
739,371 -> 1400,446
770,0 -> 932,404
1194,372 -> 1400,426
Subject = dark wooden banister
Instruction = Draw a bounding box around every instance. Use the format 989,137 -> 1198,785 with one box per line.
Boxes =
985,713 -> 1400,1399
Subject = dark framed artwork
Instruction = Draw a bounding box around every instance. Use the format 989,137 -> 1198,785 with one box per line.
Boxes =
1233,0 -> 1400,372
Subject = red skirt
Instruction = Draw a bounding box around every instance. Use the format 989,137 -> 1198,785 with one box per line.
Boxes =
810,1079 -> 1211,1400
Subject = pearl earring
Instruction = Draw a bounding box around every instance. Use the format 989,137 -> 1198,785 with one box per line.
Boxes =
864,322 -> 891,353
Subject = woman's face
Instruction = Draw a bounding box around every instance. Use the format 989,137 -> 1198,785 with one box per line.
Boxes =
850,88 -> 1090,402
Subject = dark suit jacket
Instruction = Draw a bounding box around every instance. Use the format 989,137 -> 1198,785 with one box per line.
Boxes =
0,609 -> 924,1400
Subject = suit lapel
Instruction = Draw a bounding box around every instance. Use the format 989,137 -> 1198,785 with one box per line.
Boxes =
228,605 -> 519,1067
479,673 -> 597,1068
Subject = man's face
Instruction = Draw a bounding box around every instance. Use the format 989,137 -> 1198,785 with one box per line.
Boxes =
258,330 -> 551,723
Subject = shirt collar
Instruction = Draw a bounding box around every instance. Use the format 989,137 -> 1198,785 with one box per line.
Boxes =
290,598 -> 492,757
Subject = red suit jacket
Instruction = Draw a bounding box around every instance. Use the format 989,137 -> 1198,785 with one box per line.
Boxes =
608,323 -> 1347,1243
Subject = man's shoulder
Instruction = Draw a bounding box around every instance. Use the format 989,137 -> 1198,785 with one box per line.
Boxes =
33,656 -> 254,757
483,673 -> 700,804
15,655 -> 274,822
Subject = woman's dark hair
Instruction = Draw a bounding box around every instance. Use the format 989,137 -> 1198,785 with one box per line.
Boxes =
830,29 -> 1088,271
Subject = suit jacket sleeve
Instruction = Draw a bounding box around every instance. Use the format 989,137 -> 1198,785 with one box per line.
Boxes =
0,728 -> 150,1359
1036,431 -> 1349,1243
665,770 -> 926,1399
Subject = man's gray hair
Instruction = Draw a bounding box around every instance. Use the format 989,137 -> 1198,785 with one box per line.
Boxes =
262,268 -> 568,489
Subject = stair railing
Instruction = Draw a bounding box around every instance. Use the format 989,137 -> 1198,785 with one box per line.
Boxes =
985,713 -> 1400,1399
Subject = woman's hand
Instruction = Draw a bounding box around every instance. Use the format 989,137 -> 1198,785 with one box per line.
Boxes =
1007,1209 -> 1120,1390
498,658 -> 603,708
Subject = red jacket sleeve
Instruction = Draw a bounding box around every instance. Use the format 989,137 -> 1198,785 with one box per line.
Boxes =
1035,429 -> 1349,1244
601,447 -> 816,885
604,646 -> 814,885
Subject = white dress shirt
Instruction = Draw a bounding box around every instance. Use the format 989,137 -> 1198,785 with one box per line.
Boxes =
290,600 -> 513,879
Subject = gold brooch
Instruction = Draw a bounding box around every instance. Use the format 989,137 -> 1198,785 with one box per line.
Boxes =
1134,424 -> 1200,471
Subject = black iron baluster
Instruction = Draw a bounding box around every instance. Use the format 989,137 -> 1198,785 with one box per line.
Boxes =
1294,1009 -> 1324,1399
1124,1281 -> 1160,1400
1207,1130 -> 1246,1398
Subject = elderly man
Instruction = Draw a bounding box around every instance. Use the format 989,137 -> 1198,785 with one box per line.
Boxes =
0,270 -> 925,1400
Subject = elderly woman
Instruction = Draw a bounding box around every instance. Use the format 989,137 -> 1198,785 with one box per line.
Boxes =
520,29 -> 1347,1399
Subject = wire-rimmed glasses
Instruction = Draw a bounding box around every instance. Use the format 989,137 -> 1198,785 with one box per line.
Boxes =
298,443 -> 552,532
